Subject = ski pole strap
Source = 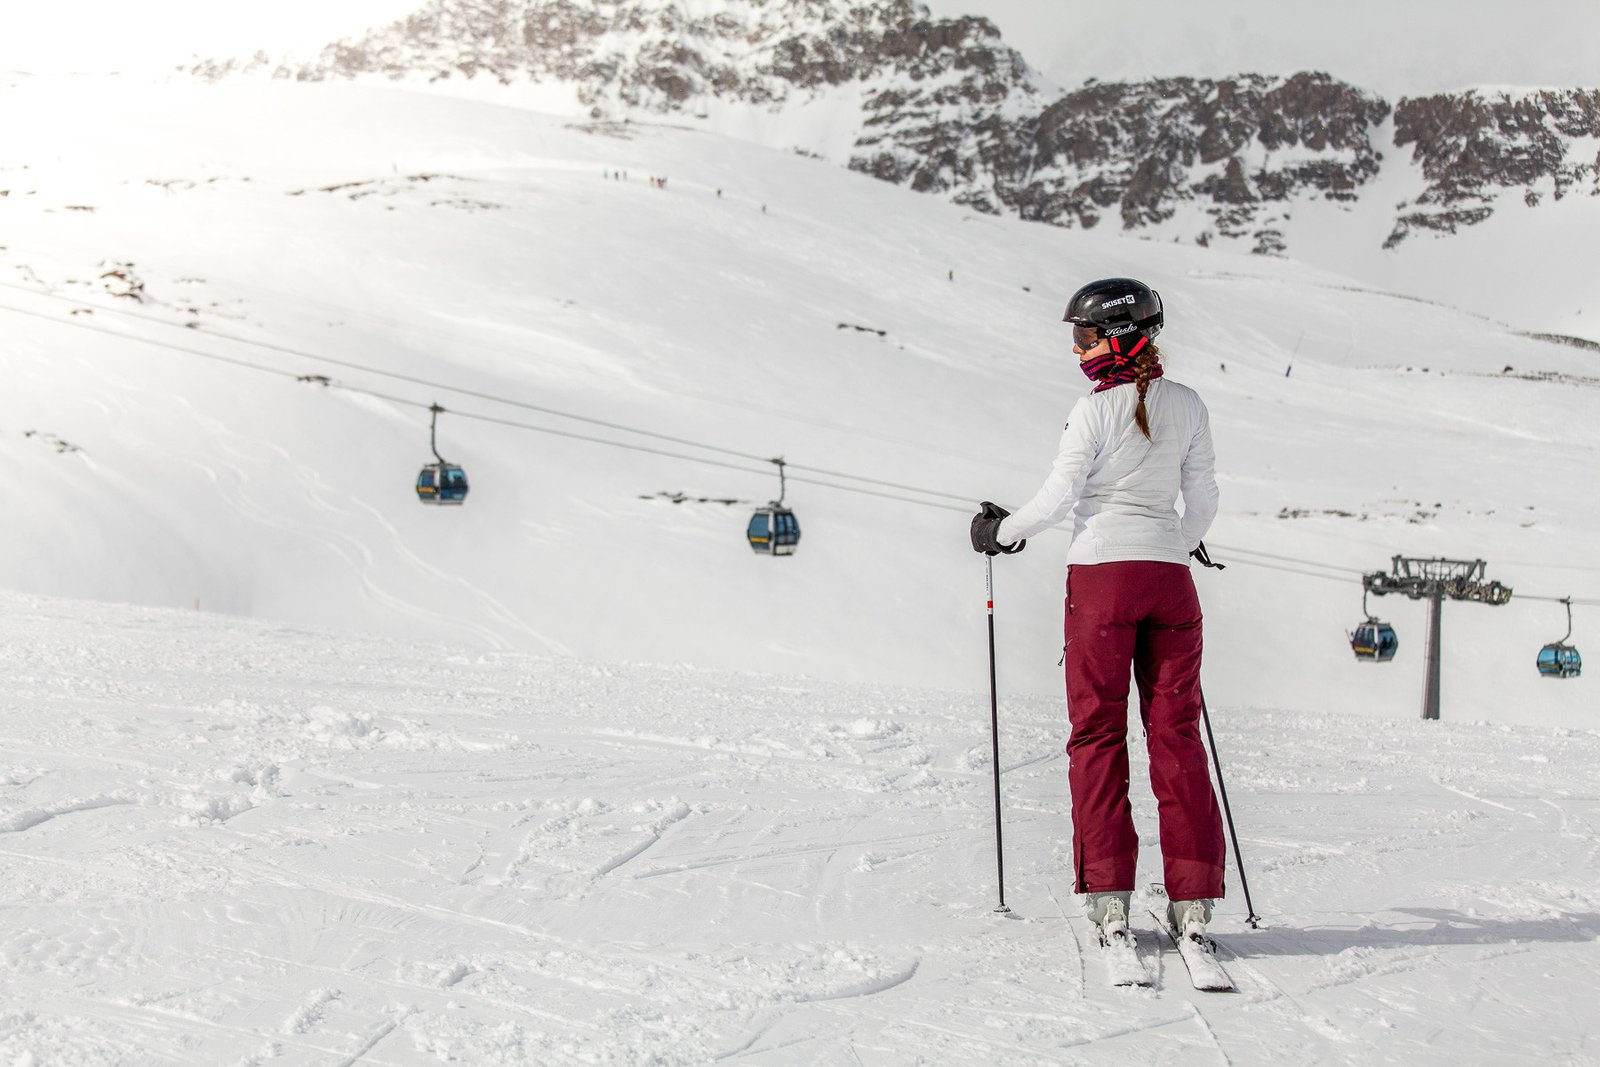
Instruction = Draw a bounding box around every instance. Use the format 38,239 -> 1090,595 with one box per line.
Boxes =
1190,542 -> 1225,570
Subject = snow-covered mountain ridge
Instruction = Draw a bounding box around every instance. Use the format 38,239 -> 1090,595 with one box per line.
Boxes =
191,0 -> 1600,264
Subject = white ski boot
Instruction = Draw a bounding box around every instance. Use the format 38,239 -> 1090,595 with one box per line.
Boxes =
1086,891 -> 1133,944
1166,898 -> 1213,941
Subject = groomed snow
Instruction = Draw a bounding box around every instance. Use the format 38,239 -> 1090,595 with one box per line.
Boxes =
2,590 -> 1598,1064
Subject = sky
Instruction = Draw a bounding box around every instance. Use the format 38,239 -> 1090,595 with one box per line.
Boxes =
6,0 -> 1598,96
918,0 -> 1600,96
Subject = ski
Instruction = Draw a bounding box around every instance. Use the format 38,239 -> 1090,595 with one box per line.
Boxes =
1096,923 -> 1154,988
1148,908 -> 1235,992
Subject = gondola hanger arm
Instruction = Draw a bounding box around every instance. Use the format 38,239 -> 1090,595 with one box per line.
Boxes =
769,456 -> 788,507
429,402 -> 449,465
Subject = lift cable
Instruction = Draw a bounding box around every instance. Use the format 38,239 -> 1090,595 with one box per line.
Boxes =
1204,543 -> 1365,576
3,296 -> 1595,601
0,300 -> 976,514
0,282 -> 979,505
1512,593 -> 1600,607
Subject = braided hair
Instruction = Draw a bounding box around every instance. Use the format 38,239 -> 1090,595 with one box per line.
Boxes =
1131,343 -> 1161,441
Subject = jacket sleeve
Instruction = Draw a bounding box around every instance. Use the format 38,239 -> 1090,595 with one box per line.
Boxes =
1178,395 -> 1219,550
997,398 -> 1100,546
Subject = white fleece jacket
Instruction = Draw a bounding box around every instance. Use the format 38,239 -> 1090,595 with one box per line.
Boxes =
996,377 -> 1218,565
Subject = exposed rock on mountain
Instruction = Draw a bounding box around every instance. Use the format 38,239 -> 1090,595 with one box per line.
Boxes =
191,0 -> 1600,256
1012,73 -> 1390,254
257,0 -> 1042,118
1384,88 -> 1600,248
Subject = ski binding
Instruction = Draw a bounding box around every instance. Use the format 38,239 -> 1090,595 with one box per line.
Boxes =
1097,920 -> 1153,987
1149,907 -> 1235,992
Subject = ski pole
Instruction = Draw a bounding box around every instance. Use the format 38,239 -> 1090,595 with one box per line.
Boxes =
1199,687 -> 1260,928
985,555 -> 1010,914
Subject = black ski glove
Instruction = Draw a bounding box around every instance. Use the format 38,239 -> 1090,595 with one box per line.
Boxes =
971,501 -> 1025,556
1189,541 -> 1225,569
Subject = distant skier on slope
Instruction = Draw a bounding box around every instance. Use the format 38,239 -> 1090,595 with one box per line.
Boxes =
970,276 -> 1224,945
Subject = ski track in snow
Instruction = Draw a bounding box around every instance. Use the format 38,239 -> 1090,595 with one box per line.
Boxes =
0,594 -> 1596,1064
0,794 -> 132,834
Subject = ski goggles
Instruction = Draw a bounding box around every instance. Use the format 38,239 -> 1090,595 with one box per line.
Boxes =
1071,323 -> 1102,349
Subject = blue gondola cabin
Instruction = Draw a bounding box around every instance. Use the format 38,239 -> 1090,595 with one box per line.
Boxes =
1536,643 -> 1581,679
1350,621 -> 1397,662
747,507 -> 800,556
417,463 -> 469,505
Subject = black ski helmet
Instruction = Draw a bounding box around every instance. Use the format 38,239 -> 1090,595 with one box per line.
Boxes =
1063,278 -> 1163,343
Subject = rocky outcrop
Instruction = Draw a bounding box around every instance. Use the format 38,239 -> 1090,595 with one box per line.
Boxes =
241,0 -> 1043,121
192,0 -> 1600,255
1384,88 -> 1600,247
1011,73 -> 1389,251
843,15 -> 1039,213
240,0 -> 1047,213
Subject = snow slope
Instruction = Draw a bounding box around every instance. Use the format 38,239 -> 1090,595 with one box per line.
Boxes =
0,73 -> 1595,733
1,590 -> 1598,1064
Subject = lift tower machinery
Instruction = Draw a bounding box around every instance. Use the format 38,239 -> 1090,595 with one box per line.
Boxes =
1363,557 -> 1512,721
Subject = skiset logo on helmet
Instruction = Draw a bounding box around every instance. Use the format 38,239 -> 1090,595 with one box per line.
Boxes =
1063,277 -> 1163,340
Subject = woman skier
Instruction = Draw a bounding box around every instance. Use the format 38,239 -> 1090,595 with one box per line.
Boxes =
970,277 -> 1224,944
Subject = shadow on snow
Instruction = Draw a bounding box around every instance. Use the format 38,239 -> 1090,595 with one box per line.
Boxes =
1224,908 -> 1600,958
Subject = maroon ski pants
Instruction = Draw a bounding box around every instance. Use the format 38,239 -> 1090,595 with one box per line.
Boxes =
1064,561 -> 1225,901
